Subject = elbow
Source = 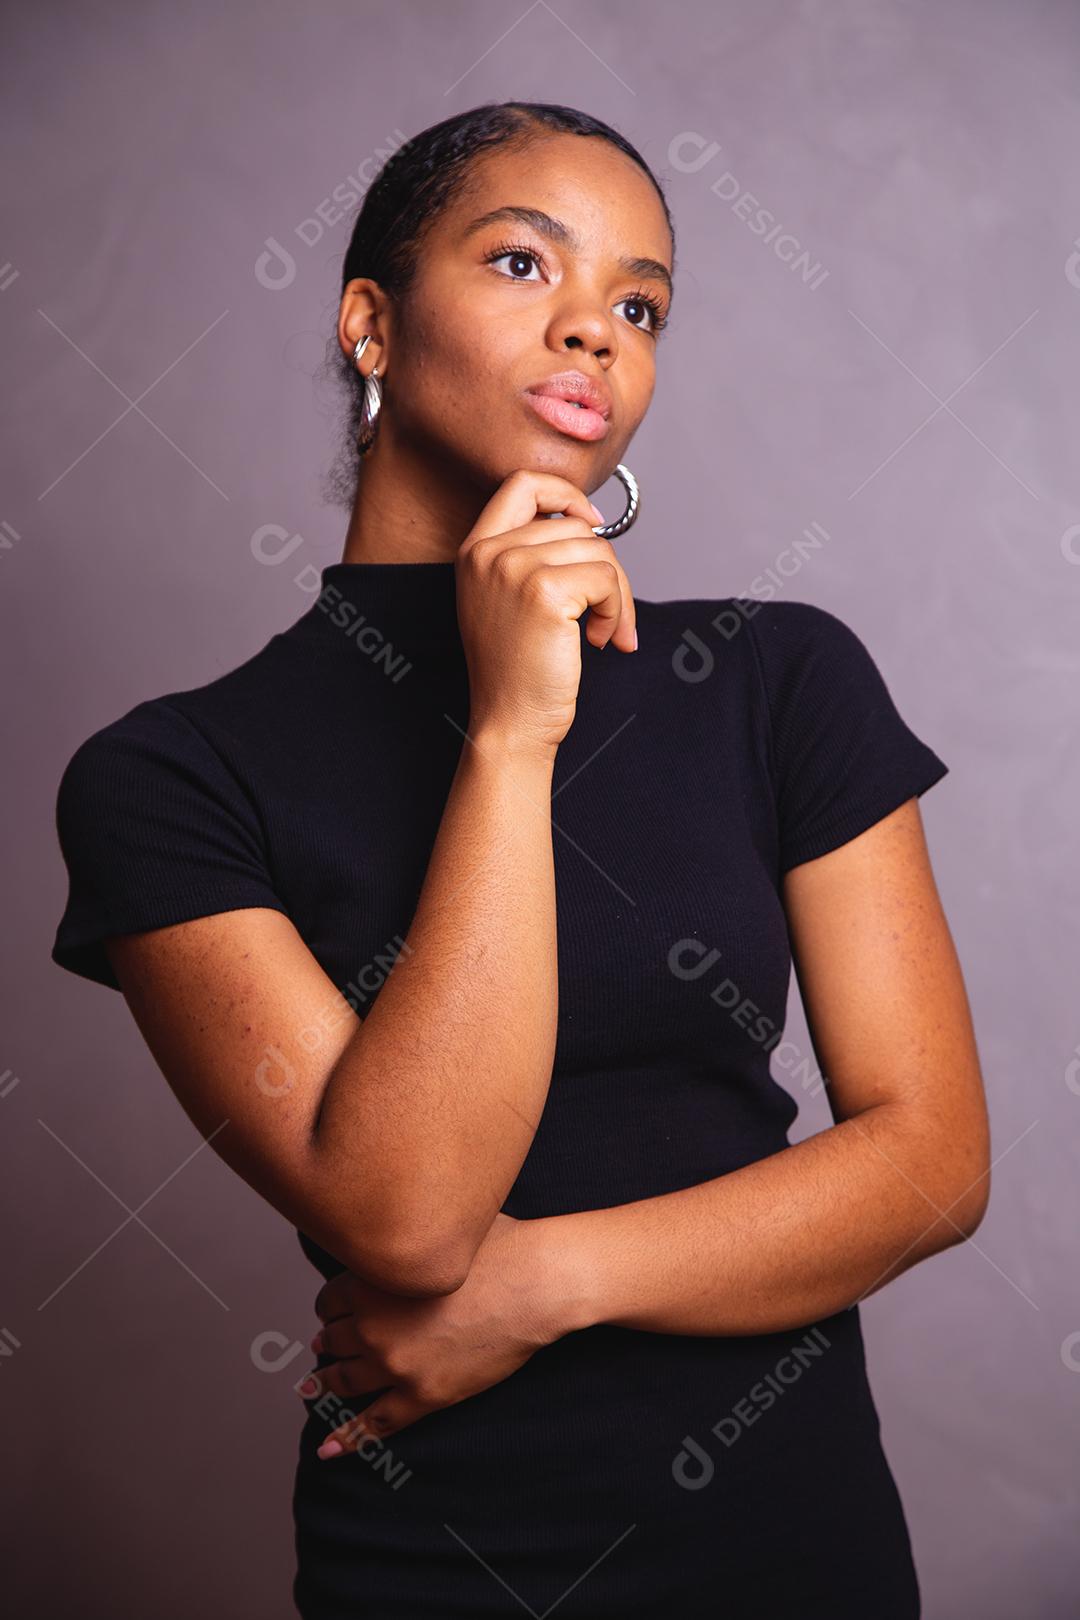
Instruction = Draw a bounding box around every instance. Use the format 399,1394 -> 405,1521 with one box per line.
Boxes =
953,1109 -> 993,1240
943,1156 -> 991,1244
958,1179 -> 990,1237
339,1228 -> 474,1298
897,1100 -> 991,1247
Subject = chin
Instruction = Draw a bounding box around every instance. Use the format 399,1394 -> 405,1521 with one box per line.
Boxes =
514,429 -> 599,478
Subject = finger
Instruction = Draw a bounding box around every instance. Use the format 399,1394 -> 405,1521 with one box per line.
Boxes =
502,534 -> 637,652
513,514 -> 599,545
312,1314 -> 367,1360
317,1390 -> 430,1458
470,521 -> 636,652
532,558 -> 625,651
313,1272 -> 355,1324
296,1355 -> 388,1405
465,470 -> 603,549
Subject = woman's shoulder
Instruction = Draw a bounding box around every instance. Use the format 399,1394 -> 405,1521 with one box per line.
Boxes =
53,693 -> 246,862
636,591 -> 857,640
632,592 -> 865,686
55,616 -> 303,787
51,680 -> 291,992
57,689 -> 233,799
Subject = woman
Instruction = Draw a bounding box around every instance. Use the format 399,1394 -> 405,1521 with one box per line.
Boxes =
52,101 -> 989,1618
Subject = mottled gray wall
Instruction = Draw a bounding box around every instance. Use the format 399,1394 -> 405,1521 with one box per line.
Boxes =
5,1 -> 1078,1615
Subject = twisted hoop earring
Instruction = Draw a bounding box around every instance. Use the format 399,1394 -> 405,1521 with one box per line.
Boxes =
352,334 -> 382,455
590,463 -> 640,540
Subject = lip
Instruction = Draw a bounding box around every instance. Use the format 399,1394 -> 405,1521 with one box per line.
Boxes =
523,369 -> 613,443
523,391 -> 610,442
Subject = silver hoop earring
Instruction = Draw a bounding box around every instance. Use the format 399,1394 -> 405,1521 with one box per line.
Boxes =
352,334 -> 382,455
590,463 -> 640,540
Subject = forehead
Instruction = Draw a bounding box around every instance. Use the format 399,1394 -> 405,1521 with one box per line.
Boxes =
442,133 -> 672,261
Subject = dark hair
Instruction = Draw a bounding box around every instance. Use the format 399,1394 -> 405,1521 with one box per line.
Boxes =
317,100 -> 676,507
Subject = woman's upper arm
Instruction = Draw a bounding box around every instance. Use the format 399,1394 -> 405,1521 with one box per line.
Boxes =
50,699 -> 385,1278
742,597 -> 986,1214
781,797 -> 991,1226
103,907 -> 371,1270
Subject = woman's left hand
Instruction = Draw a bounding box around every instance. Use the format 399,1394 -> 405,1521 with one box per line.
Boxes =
296,1212 -> 589,1457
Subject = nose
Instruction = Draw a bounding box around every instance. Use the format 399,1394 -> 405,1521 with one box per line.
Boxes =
548,302 -> 617,365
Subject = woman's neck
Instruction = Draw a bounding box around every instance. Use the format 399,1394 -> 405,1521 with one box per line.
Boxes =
340,434 -> 490,566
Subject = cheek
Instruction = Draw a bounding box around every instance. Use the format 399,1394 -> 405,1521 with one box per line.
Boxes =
469,349 -> 521,413
400,321 -> 506,417
622,359 -> 656,431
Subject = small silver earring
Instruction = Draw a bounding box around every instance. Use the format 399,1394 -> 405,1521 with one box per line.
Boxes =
352,334 -> 382,455
590,463 -> 640,540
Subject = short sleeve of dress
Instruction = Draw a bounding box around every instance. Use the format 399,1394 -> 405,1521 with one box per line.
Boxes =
743,599 -> 949,874
51,697 -> 289,991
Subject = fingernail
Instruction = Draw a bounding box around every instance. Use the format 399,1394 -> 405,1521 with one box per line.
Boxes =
317,1439 -> 344,1459
298,1376 -> 319,1397
590,502 -> 604,523
633,628 -> 639,651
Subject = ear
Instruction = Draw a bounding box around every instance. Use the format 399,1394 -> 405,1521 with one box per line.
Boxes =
338,278 -> 391,375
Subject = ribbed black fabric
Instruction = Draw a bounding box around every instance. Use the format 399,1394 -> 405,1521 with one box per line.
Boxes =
51,564 -> 947,1617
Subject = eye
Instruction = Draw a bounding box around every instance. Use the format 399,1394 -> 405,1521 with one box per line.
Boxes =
615,292 -> 668,337
484,241 -> 669,337
485,242 -> 544,282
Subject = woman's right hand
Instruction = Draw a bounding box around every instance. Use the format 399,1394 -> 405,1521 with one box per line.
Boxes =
454,469 -> 638,755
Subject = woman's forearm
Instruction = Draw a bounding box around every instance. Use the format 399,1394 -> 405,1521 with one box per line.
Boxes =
312,728 -> 559,1291
537,1103 -> 990,1337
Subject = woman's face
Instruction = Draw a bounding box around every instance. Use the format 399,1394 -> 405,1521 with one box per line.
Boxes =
344,133 -> 674,497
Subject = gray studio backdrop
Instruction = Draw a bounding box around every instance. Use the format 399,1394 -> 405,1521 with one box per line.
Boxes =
5,1 -> 1078,1615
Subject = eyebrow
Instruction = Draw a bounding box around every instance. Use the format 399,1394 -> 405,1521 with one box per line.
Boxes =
462,205 -> 673,301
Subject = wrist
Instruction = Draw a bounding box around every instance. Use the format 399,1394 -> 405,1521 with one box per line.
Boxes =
527,1214 -> 604,1339
465,722 -> 559,770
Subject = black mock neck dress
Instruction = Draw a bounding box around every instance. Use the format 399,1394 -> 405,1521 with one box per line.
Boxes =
51,558 -> 949,1618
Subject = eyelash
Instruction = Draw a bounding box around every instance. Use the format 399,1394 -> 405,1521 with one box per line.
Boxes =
484,239 -> 669,336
